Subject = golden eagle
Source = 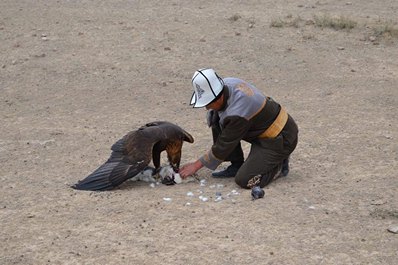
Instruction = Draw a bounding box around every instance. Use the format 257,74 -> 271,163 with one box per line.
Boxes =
72,121 -> 194,191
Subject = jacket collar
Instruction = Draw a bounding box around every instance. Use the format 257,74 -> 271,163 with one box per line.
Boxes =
218,85 -> 229,111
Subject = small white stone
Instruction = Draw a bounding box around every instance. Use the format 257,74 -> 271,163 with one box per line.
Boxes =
186,191 -> 194,197
200,179 -> 207,186
163,197 -> 172,202
387,225 -> 398,234
200,197 -> 208,202
231,189 -> 239,195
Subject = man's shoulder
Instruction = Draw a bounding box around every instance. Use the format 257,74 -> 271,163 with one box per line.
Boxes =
223,77 -> 244,84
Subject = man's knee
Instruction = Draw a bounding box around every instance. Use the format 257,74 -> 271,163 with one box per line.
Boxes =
234,176 -> 250,189
235,173 -> 263,189
235,170 -> 278,189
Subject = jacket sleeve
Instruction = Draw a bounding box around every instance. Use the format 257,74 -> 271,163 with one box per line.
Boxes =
199,116 -> 250,170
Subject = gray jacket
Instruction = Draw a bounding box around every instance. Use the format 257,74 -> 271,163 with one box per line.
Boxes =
199,78 -> 285,170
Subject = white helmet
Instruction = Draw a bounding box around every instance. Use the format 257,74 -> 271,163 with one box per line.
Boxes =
190,68 -> 224,108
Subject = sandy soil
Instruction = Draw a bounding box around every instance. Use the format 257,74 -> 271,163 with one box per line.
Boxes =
1,0 -> 397,264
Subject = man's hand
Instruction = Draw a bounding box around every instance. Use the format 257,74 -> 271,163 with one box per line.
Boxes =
180,160 -> 203,179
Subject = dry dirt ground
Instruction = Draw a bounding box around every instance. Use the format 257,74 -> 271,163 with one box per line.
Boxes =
1,0 -> 397,264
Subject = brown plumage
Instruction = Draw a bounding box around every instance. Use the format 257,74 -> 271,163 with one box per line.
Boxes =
72,121 -> 194,191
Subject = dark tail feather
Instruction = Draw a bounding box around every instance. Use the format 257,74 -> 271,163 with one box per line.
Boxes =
72,161 -> 133,191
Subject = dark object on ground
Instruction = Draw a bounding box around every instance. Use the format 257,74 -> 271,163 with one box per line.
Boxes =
72,121 -> 194,191
251,186 -> 265,200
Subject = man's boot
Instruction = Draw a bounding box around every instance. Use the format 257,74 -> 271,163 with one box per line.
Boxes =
212,162 -> 243,178
281,157 -> 289,177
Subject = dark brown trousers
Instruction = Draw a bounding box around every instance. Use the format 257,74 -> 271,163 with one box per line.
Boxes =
212,115 -> 298,189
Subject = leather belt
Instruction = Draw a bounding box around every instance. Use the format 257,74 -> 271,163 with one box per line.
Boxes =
258,107 -> 288,139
